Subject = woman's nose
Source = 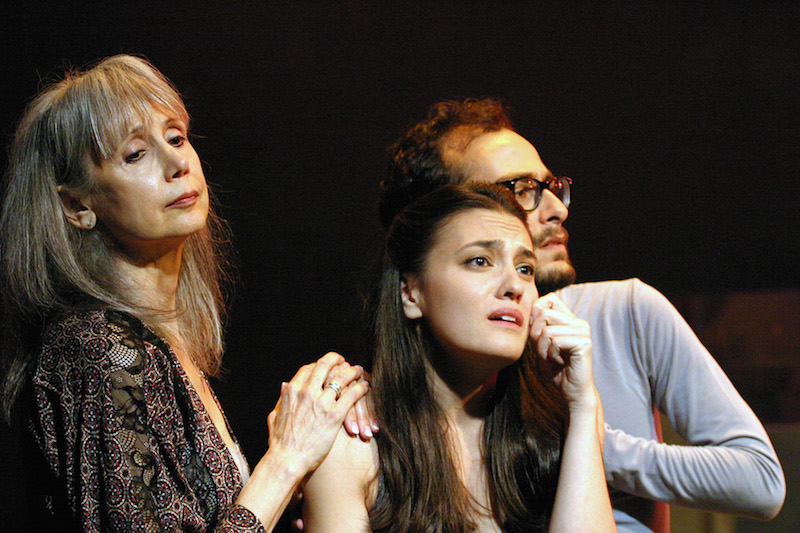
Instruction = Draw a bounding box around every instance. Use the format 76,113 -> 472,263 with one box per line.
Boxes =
164,150 -> 189,180
498,267 -> 525,302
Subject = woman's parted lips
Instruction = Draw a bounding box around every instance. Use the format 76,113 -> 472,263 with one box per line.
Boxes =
488,307 -> 524,326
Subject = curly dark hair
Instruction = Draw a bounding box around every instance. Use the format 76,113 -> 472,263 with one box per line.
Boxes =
379,98 -> 514,229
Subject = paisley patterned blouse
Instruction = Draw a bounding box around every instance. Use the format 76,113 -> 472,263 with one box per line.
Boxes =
21,309 -> 265,532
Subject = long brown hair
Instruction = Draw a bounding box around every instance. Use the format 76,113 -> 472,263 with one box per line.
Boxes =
368,183 -> 566,532
1,55 -> 231,420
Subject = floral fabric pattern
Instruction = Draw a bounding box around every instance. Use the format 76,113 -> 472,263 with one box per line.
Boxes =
22,309 -> 265,532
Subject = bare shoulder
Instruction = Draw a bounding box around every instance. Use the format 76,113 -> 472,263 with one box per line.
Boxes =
321,425 -> 378,489
302,427 -> 378,532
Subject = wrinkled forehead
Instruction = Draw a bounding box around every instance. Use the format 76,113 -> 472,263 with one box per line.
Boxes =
432,207 -> 534,256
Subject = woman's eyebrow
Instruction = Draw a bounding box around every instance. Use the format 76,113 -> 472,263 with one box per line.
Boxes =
457,240 -> 534,259
457,239 -> 503,253
516,246 -> 535,260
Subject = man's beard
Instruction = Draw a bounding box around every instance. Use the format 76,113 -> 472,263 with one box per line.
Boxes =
532,226 -> 576,295
535,260 -> 576,295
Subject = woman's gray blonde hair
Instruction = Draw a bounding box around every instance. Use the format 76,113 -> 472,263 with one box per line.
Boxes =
1,55 -> 230,418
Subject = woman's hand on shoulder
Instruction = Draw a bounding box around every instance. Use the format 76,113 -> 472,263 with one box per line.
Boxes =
266,352 -> 370,475
234,353 -> 370,531
530,293 -> 596,411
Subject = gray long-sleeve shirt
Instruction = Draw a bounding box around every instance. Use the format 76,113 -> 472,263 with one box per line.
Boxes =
556,278 -> 785,532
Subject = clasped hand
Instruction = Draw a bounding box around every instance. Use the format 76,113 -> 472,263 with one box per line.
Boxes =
529,293 -> 595,409
267,352 -> 372,475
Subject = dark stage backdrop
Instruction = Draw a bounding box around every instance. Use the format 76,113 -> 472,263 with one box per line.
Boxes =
2,2 -> 798,531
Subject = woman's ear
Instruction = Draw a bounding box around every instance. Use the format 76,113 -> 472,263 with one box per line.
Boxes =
57,186 -> 97,230
401,274 -> 424,319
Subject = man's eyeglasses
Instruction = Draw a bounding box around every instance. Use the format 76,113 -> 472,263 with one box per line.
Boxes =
496,176 -> 572,211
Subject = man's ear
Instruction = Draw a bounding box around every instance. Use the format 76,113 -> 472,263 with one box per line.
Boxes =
400,274 -> 424,319
57,186 -> 97,229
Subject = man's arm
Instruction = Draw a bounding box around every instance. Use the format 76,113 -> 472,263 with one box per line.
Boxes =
605,279 -> 785,518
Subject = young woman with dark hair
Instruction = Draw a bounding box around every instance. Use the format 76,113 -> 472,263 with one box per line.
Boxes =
303,183 -> 614,532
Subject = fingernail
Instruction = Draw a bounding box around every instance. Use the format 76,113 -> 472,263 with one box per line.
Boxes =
363,426 -> 373,437
350,422 -> 359,434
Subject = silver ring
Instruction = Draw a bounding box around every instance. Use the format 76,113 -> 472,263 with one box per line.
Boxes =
324,381 -> 342,397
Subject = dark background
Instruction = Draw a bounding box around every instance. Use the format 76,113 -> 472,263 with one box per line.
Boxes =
2,2 -> 798,531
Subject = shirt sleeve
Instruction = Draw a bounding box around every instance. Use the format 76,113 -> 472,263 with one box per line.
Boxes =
216,505 -> 267,532
602,279 -> 786,519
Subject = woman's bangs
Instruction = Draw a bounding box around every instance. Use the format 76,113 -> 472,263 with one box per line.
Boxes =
82,67 -> 189,162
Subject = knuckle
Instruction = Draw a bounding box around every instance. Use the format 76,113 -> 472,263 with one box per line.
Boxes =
283,381 -> 300,396
298,385 -> 315,402
324,351 -> 344,363
313,397 -> 328,412
325,408 -> 341,424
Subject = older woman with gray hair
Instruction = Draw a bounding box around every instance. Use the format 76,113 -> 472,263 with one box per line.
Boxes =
0,54 -> 373,532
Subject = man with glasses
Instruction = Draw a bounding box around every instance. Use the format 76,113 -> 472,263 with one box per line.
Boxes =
379,98 -> 785,532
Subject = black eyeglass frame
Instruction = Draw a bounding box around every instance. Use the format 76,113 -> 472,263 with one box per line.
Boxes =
495,175 -> 572,211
